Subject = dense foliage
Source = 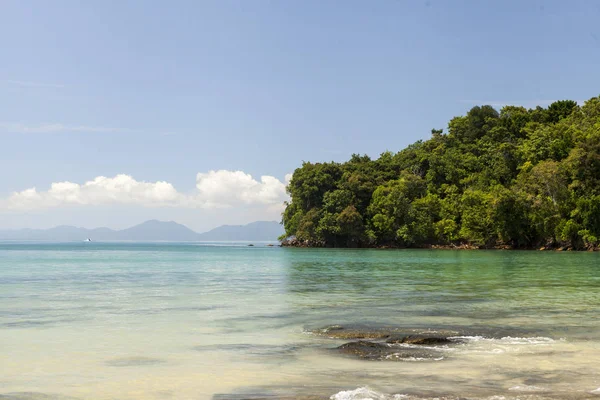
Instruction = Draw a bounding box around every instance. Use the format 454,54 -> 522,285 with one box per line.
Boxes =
282,96 -> 600,249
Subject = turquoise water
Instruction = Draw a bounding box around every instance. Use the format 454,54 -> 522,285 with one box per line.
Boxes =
1,243 -> 599,399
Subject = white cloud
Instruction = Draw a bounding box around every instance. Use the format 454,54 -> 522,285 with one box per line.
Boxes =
0,122 -> 135,134
1,171 -> 290,211
284,173 -> 293,184
5,175 -> 183,210
194,170 -> 288,208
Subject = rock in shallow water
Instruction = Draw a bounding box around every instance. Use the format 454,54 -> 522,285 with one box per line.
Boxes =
336,340 -> 445,361
312,325 -> 399,340
312,325 -> 461,340
385,334 -> 454,345
311,324 -> 543,342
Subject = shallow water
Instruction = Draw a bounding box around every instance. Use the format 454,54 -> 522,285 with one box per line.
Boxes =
1,243 -> 599,399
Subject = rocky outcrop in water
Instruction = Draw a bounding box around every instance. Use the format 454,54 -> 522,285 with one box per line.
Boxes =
386,334 -> 454,345
336,340 -> 445,361
314,325 -> 394,340
310,325 -> 461,362
312,325 -> 461,340
311,324 -> 540,342
313,325 -> 478,362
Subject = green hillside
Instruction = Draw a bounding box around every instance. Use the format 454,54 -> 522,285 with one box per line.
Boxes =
282,96 -> 600,250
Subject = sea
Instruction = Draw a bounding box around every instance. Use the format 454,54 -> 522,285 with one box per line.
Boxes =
1,242 -> 599,400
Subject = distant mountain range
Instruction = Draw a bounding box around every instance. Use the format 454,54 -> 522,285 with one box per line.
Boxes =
0,220 -> 284,242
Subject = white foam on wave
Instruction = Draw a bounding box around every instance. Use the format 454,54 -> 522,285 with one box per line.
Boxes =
590,387 -> 600,394
391,342 -> 456,352
450,335 -> 557,345
498,336 -> 557,345
384,353 -> 445,361
330,387 -> 408,400
446,335 -> 560,354
329,388 -> 544,400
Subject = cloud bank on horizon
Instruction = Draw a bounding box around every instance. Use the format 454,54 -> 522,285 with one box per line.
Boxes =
1,170 -> 292,211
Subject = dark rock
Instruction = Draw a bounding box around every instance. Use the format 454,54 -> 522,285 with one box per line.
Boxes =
312,325 -> 461,340
314,325 -> 391,340
337,340 -> 389,358
336,340 -> 445,361
280,237 -> 326,248
386,334 -> 454,345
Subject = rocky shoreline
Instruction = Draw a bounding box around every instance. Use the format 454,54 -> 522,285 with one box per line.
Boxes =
280,237 -> 600,251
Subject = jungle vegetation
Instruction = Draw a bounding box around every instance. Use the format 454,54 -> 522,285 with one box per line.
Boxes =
281,96 -> 600,249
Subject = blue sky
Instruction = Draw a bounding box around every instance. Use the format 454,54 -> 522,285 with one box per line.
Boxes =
1,0 -> 599,231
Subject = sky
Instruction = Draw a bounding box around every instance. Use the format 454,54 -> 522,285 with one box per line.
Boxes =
1,0 -> 599,232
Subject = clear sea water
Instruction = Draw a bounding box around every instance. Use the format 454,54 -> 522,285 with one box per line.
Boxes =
1,242 -> 599,400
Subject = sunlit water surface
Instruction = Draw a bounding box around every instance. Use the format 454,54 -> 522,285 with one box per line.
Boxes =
1,242 -> 599,400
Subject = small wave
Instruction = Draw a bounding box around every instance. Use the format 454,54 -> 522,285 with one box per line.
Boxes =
329,388 -> 567,400
390,343 -> 456,352
590,387 -> 600,394
498,336 -> 557,345
451,335 -> 485,341
441,335 -> 560,356
384,353 -> 445,361
330,387 -> 407,400
329,388 -> 532,400
450,336 -> 557,345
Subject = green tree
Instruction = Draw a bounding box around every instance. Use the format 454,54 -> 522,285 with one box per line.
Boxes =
281,96 -> 599,250
459,190 -> 495,247
367,173 -> 426,244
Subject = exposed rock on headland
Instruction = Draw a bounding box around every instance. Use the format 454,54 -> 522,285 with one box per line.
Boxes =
280,237 -> 325,248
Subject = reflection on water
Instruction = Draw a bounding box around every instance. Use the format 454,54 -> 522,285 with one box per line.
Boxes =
0,243 -> 599,399
283,249 -> 600,338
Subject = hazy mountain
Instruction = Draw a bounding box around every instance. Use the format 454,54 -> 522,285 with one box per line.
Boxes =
196,221 -> 284,241
0,220 -> 283,242
113,220 -> 200,241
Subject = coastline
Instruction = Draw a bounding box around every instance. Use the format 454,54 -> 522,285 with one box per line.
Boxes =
280,238 -> 600,251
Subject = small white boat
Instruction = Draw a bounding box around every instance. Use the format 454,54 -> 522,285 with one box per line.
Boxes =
84,238 -> 92,242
